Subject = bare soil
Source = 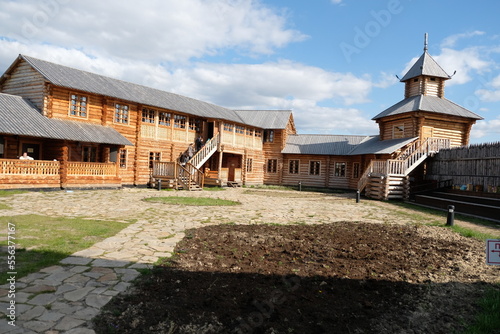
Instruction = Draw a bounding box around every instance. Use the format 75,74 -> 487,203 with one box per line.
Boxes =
93,221 -> 500,334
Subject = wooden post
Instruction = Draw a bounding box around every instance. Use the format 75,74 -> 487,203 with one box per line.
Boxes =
133,105 -> 142,186
60,143 -> 68,189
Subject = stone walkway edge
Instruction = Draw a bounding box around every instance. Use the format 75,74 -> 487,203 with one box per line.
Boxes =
0,219 -> 186,334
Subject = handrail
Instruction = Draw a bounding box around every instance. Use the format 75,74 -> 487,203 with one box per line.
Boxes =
177,162 -> 204,190
189,133 -> 220,169
357,138 -> 451,191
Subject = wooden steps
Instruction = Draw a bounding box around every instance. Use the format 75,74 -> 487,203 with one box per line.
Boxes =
227,181 -> 241,188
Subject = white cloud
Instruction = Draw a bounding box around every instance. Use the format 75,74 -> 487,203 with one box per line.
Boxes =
470,115 -> 500,142
0,0 -> 306,63
440,31 -> 485,48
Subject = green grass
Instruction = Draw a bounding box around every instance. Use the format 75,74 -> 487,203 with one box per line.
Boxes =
0,190 -> 28,197
0,214 -> 130,282
0,202 -> 11,210
143,196 -> 240,206
462,285 -> 500,334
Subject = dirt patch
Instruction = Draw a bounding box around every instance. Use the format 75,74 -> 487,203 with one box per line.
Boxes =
93,222 -> 499,334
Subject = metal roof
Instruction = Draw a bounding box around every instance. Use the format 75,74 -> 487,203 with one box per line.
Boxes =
17,55 -> 247,124
400,51 -> 451,82
233,110 -> 292,129
282,134 -> 418,156
282,134 -> 369,155
0,93 -> 132,145
347,136 -> 418,155
372,95 -> 483,120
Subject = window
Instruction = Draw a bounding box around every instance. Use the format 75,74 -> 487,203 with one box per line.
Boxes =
309,161 -> 320,175
149,152 -> 161,168
235,125 -> 245,134
174,115 -> 186,129
266,159 -> 277,173
264,130 -> 274,143
188,118 -> 201,132
159,112 -> 171,126
114,103 -> 129,124
224,123 -> 234,132
353,162 -> 360,179
335,162 -> 346,177
70,94 -> 88,118
82,146 -> 97,162
393,125 -> 404,139
246,128 -> 253,136
142,108 -> 155,124
119,149 -> 127,168
289,160 -> 299,174
246,158 -> 253,172
255,130 -> 262,138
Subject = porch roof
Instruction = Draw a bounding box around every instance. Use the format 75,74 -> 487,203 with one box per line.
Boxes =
282,134 -> 417,156
234,110 -> 292,129
0,93 -> 132,145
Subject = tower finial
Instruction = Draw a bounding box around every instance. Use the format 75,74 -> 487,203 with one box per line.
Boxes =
424,33 -> 428,51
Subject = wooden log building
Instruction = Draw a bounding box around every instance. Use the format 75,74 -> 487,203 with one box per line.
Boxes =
0,37 -> 486,199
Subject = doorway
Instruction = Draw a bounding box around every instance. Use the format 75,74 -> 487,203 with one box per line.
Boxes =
21,143 -> 40,160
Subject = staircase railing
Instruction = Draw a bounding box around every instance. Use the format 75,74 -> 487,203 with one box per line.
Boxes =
189,133 -> 220,169
357,138 -> 450,191
177,162 -> 204,190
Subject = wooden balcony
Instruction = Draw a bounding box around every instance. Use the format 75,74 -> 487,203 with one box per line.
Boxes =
0,159 -> 121,189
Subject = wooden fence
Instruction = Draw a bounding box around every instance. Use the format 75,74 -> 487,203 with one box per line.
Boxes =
425,142 -> 500,193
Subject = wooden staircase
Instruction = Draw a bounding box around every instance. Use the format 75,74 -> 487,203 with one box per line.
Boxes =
151,161 -> 204,191
188,133 -> 219,169
358,138 -> 450,200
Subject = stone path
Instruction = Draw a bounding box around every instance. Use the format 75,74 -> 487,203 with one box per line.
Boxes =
0,216 -> 186,334
0,187 -> 498,333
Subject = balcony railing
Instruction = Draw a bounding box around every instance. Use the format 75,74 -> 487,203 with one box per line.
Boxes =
67,162 -> 117,176
0,159 -> 60,175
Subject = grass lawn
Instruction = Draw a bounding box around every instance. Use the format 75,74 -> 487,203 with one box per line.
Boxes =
143,196 -> 240,206
0,214 -> 130,283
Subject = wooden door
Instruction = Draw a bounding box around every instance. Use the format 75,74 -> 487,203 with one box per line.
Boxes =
422,126 -> 434,141
227,156 -> 240,181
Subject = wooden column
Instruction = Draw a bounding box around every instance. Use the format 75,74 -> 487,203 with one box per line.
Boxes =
60,142 -> 69,189
133,105 -> 143,186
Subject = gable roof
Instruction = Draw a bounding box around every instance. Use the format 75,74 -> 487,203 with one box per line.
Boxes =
400,51 -> 451,82
372,94 -> 483,120
0,93 -> 132,145
5,55 -> 251,125
234,110 -> 293,129
347,136 -> 417,155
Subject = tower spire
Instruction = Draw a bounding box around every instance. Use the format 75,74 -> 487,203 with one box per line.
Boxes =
424,33 -> 428,51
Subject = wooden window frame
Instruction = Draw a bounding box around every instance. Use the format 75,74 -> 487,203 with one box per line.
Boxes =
393,124 -> 404,139
119,149 -> 127,169
235,125 -> 245,135
82,145 -> 97,162
174,115 -> 186,129
255,130 -> 262,138
142,108 -> 155,124
264,130 -> 274,143
334,162 -> 346,177
309,160 -> 320,175
149,151 -> 161,168
289,159 -> 299,174
353,162 -> 360,179
266,159 -> 277,173
114,103 -> 129,124
69,93 -> 88,118
188,118 -> 201,132
159,111 -> 171,126
246,158 -> 253,172
224,123 -> 234,132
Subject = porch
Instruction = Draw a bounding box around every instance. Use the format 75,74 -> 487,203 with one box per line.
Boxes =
0,159 -> 121,189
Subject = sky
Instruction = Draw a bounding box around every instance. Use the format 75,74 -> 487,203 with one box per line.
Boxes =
1,0 -> 499,144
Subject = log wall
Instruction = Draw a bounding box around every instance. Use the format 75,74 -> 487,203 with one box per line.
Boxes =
1,60 -> 46,110
426,142 -> 500,193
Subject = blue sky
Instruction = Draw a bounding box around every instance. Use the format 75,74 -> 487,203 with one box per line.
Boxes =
1,0 -> 499,144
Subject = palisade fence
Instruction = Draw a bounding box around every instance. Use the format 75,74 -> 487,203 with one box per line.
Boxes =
426,142 -> 500,193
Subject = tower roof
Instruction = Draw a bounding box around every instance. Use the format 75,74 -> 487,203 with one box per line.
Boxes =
400,50 -> 451,82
